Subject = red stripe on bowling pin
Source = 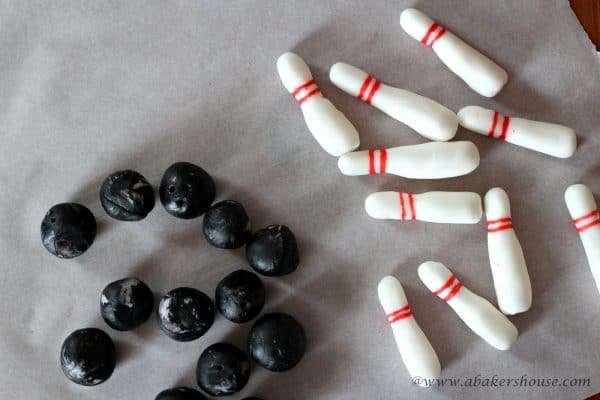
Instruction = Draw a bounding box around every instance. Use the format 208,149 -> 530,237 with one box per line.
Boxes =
357,75 -> 381,104
487,217 -> 514,233
386,305 -> 412,323
573,209 -> 600,233
487,112 -> 511,140
368,149 -> 388,174
421,22 -> 447,47
433,274 -> 463,302
292,79 -> 321,104
358,76 -> 373,100
398,192 -> 416,220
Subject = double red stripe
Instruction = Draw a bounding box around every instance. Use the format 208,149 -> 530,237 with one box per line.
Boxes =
421,22 -> 446,47
573,209 -> 600,233
433,275 -> 462,302
357,75 -> 381,104
487,112 -> 510,140
398,192 -> 416,220
368,149 -> 388,174
291,79 -> 321,104
487,217 -> 514,233
386,305 -> 412,323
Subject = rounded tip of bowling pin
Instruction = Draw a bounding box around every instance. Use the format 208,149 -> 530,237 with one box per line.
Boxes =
276,52 -> 300,76
329,62 -> 345,81
377,276 -> 400,298
337,153 -> 356,175
377,276 -> 409,312
276,51 -> 298,65
564,184 -> 596,218
276,52 -> 312,93
399,8 -> 422,26
456,106 -> 485,128
564,183 -> 589,203
364,194 -> 378,218
484,187 -> 508,212
485,186 -> 505,196
417,260 -> 440,274
365,192 -> 389,219
417,261 -> 449,289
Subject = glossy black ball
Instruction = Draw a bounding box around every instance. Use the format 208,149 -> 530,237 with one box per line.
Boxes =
99,169 -> 155,221
196,343 -> 250,397
215,270 -> 265,323
203,200 -> 251,249
159,162 -> 215,219
101,277 -> 154,331
41,203 -> 96,259
60,328 -> 116,386
157,287 -> 215,341
248,312 -> 306,372
155,387 -> 206,400
246,225 -> 299,276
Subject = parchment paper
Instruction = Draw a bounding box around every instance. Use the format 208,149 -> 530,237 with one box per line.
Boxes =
1,1 -> 599,399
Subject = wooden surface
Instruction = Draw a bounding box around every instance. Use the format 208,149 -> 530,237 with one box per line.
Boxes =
570,0 -> 600,49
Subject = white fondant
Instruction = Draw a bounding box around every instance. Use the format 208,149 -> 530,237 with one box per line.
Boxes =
565,184 -> 600,294
329,62 -> 457,141
458,105 -> 576,158
418,261 -> 518,350
400,8 -> 508,97
277,52 -> 360,156
365,191 -> 482,224
377,276 -> 441,386
337,141 -> 479,179
484,188 -> 532,315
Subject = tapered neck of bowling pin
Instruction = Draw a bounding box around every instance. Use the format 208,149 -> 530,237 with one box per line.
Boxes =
485,189 -> 513,232
420,21 -> 447,48
400,9 -> 447,48
397,192 -> 417,220
487,217 -> 513,233
431,274 -> 463,302
484,111 -> 511,140
291,79 -> 323,104
572,210 -> 600,233
386,305 -> 412,324
356,74 -> 382,105
565,185 -> 600,233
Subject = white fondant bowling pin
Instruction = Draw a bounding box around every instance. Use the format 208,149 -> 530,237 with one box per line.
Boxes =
366,191 -> 482,224
458,105 -> 577,158
277,52 -> 360,156
329,62 -> 457,141
378,276 -> 441,386
400,8 -> 508,98
565,184 -> 600,294
484,188 -> 532,315
418,261 -> 518,350
338,141 -> 479,179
